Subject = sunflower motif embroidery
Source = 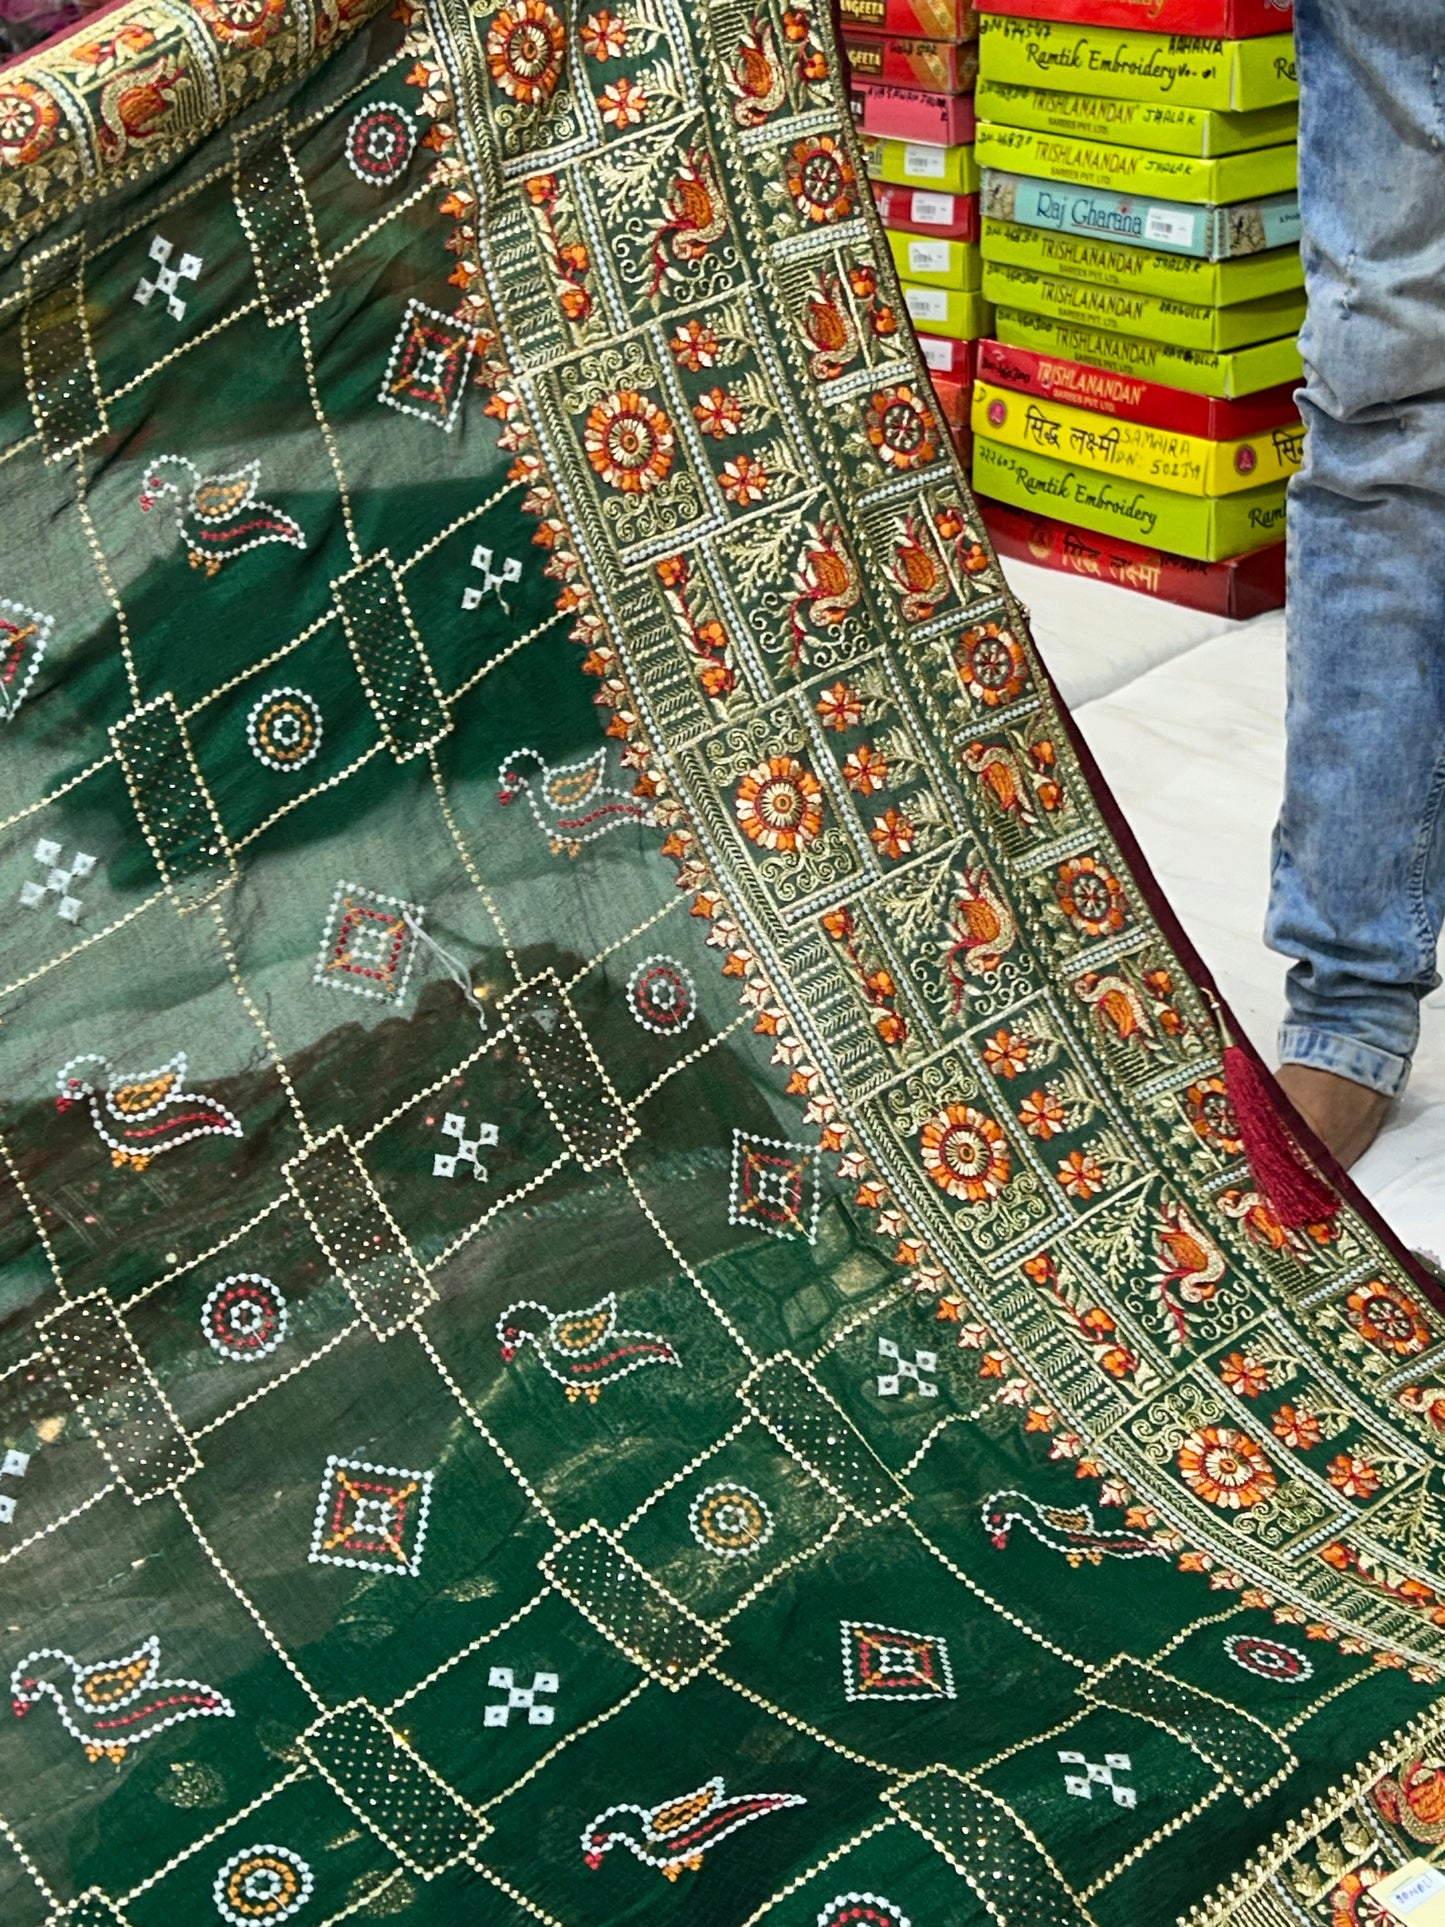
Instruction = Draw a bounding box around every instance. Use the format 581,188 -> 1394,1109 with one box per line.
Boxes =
785,134 -> 855,224
919,1104 -> 1011,1203
956,623 -> 1028,708
1177,1424 -> 1277,1510
1345,1279 -> 1431,1357
863,386 -> 938,473
735,755 -> 824,855
584,390 -> 675,494
1055,856 -> 1127,939
486,0 -> 566,105
0,80 -> 63,169
193,0 -> 286,46
1184,1076 -> 1243,1157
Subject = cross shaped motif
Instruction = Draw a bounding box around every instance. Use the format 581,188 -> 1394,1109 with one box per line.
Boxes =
484,1666 -> 558,1727
1059,1750 -> 1135,1808
19,839 -> 97,924
462,543 -> 523,615
876,1336 -> 938,1398
432,1112 -> 499,1180
133,235 -> 203,321
0,1448 -> 30,1526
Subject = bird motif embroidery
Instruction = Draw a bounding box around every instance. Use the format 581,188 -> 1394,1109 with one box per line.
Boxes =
497,747 -> 654,858
582,1775 -> 805,1880
727,18 -> 787,126
945,863 -> 1018,1005
139,455 -> 305,576
1153,1199 -> 1227,1347
496,1294 -> 681,1402
981,1490 -> 1167,1568
1073,970 -> 1158,1051
961,740 -> 1037,828
56,1052 -> 243,1171
11,1636 -> 235,1763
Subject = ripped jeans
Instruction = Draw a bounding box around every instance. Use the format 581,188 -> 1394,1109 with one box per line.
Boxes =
1266,0 -> 1445,1097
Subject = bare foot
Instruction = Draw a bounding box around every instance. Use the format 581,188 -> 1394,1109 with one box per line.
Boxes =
1275,1064 -> 1392,1171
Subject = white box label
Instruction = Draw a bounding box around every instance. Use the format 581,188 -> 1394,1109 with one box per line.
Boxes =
905,286 -> 948,323
1144,206 -> 1197,247
1386,1864 -> 1445,1917
919,335 -> 954,372
907,239 -> 951,275
902,142 -> 946,179
910,190 -> 956,225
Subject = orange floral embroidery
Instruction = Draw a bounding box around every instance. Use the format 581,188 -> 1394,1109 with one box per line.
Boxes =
735,755 -> 823,853
485,0 -> 565,104
1056,855 -> 1127,938
1178,1425 -> 1277,1510
584,390 -> 674,494
920,1104 -> 1011,1203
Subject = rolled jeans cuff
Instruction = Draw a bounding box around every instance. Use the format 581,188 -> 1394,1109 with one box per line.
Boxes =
1277,1023 -> 1410,1101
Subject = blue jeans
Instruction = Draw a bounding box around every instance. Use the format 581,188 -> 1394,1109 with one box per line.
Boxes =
1266,0 -> 1445,1099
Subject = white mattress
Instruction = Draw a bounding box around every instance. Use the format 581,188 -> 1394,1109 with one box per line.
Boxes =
1010,559 -> 1445,1260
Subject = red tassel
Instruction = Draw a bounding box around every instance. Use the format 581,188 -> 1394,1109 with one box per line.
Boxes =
1223,1042 -> 1340,1230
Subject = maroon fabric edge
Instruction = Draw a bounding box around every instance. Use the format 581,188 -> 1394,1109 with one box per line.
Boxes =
1,0 -> 131,74
1021,611 -> 1445,1312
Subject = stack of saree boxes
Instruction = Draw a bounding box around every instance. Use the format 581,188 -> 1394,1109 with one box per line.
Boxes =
965,0 -> 1304,613
843,0 -> 990,465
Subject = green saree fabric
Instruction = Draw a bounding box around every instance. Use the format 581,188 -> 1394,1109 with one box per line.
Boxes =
3,5 -> 1445,1924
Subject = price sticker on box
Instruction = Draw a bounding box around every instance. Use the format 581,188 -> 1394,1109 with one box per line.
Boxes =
904,286 -> 948,324
902,142 -> 946,179
1375,1861 -> 1445,1924
919,335 -> 954,372
1144,207 -> 1198,249
907,239 -> 951,275
910,190 -> 956,226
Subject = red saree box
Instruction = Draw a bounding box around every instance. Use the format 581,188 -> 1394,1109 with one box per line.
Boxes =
930,371 -> 972,427
981,496 -> 1286,615
977,0 -> 1292,34
873,181 -> 981,239
917,332 -> 978,379
839,0 -> 980,38
842,30 -> 980,93
849,79 -> 977,145
976,337 -> 1300,440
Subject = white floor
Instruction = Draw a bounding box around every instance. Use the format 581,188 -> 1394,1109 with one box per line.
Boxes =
1010,560 -> 1445,1259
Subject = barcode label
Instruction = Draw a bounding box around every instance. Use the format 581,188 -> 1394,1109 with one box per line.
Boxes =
907,239 -> 951,275
910,190 -> 955,225
1144,206 -> 1197,247
902,142 -> 946,179
919,335 -> 954,371
905,286 -> 948,323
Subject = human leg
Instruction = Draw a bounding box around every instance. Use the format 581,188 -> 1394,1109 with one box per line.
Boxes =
1266,0 -> 1445,1159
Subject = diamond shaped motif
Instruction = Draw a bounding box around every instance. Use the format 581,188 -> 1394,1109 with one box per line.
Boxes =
840,1620 -> 955,1702
379,299 -> 473,431
308,1455 -> 434,1577
729,1128 -> 821,1243
314,880 -> 423,1003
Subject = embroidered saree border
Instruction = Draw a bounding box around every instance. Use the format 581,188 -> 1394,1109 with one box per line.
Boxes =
0,0 -> 390,255
399,0 -> 1445,1660
393,0 -> 1445,1908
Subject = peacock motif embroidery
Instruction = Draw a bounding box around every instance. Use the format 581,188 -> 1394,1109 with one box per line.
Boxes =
496,1293 -> 681,1402
138,455 -> 305,575
582,1775 -> 805,1879
981,1490 -> 1168,1567
10,1636 -> 235,1762
56,1052 -> 243,1170
497,746 -> 655,857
